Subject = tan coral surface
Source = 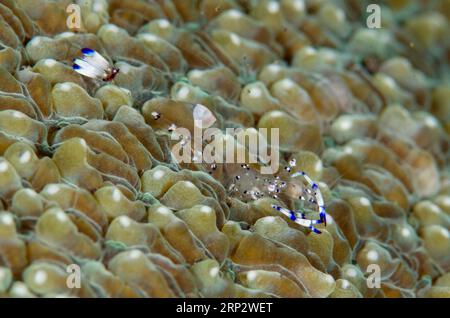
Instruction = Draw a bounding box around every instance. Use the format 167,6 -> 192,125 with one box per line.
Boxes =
0,0 -> 449,298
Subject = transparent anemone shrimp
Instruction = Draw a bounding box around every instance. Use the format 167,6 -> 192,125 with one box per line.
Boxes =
150,102 -> 327,234
224,159 -> 327,234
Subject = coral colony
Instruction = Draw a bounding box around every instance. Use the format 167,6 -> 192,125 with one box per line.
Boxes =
1,0 -> 449,300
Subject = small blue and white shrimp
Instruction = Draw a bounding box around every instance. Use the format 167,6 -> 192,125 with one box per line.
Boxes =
72,48 -> 119,82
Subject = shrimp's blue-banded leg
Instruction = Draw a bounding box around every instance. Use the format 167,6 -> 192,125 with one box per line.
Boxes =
319,205 -> 327,226
291,170 -> 327,226
272,204 -> 294,220
271,170 -> 327,234
295,210 -> 325,223
271,204 -> 323,233
309,226 -> 322,234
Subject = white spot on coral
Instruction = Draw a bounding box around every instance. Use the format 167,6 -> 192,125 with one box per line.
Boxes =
228,10 -> 243,18
200,206 -> 212,213
247,270 -> 258,281
271,110 -> 285,118
11,282 -> 29,296
12,111 -> 25,118
33,270 -> 48,285
343,146 -> 353,154
321,49 -> 338,63
58,32 -> 75,38
367,250 -> 379,261
428,203 -> 441,214
118,216 -> 131,227
23,188 -> 38,197
440,196 -> 450,207
325,214 -> 333,225
359,197 -> 371,206
401,227 -> 411,237
292,0 -> 305,11
189,70 -> 203,79
341,279 -> 350,289
302,46 -> 317,57
156,206 -> 171,215
55,211 -> 68,222
267,1 -> 280,13
193,104 -> 216,128
19,151 -> 31,164
441,228 -> 450,238
230,33 -> 241,46
185,181 -> 196,188
0,268 -> 8,280
346,267 -> 357,277
0,213 -> 13,225
79,139 -> 87,147
158,19 -> 170,29
129,250 -> 142,259
112,188 -> 121,202
0,161 -> 8,172
279,78 -> 296,89
267,64 -> 282,74
265,216 -> 276,223
249,87 -> 262,98
119,64 -> 131,74
324,274 -> 335,283
44,59 -> 57,67
106,24 -> 119,33
93,1 -> 104,12
30,37 -> 42,47
46,184 -> 60,195
142,33 -> 159,42
153,169 -> 165,180
176,86 -> 190,100
339,119 -> 353,130
334,8 -> 345,23
209,266 -> 219,277
59,83 -> 72,92
383,76 -> 396,90
424,116 -> 438,128
314,161 -> 323,172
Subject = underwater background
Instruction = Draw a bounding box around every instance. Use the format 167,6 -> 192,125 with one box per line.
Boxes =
0,0 -> 449,298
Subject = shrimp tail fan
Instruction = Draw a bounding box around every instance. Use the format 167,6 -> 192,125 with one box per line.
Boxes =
81,48 -> 111,71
